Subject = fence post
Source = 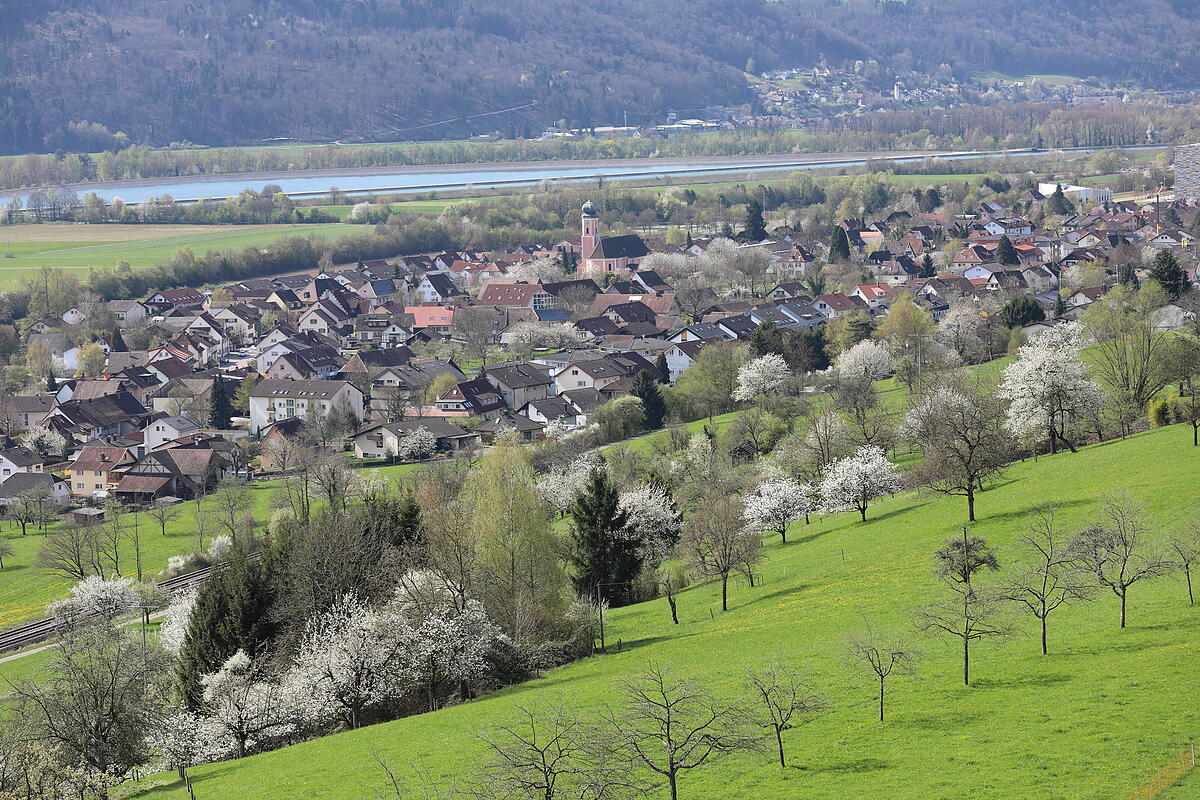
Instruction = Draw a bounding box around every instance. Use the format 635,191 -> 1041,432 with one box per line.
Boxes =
1191,742 -> 1195,768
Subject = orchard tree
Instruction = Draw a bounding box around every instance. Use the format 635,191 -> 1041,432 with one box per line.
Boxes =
201,650 -> 294,757
732,353 -> 791,404
1001,508 -> 1092,654
1069,494 -> 1171,628
998,322 -> 1101,454
836,339 -> 895,384
680,496 -> 762,612
618,483 -> 682,564
47,575 -> 139,627
742,474 -> 816,543
1082,283 -> 1177,420
745,665 -> 828,768
818,446 -> 903,522
844,629 -> 918,722
901,383 -> 1010,521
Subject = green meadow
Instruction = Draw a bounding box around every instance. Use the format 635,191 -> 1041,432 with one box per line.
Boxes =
124,423 -> 1200,799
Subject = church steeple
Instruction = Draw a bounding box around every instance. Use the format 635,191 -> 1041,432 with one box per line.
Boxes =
581,200 -> 599,258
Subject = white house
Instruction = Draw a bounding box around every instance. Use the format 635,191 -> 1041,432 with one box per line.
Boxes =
144,415 -> 202,452
0,445 -> 43,479
247,379 -> 365,435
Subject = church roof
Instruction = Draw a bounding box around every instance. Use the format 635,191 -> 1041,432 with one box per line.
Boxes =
586,234 -> 649,261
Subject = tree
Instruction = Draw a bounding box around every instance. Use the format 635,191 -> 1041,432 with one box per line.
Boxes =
998,322 -> 1101,454
782,327 -> 829,373
995,234 -> 1020,266
47,575 -> 139,628
1069,494 -> 1172,628
901,383 -> 1010,522
1047,184 -> 1073,215
208,376 -> 234,430
915,543 -> 1005,685
601,663 -> 755,800
201,650 -> 294,757
829,225 -> 852,261
680,496 -> 761,612
0,538 -> 11,569
742,475 -> 816,543
836,339 -> 894,384
287,593 -> 409,730
1169,527 -> 1200,606
234,373 -> 259,415
671,342 -> 746,422
13,482 -> 56,535
453,306 -> 501,370
1001,508 -> 1093,654
745,666 -> 828,768
618,483 -> 682,566
918,253 -> 936,278
1082,284 -> 1177,419
818,446 -> 902,522
12,625 -> 167,779
997,296 -> 1045,329
875,293 -> 934,350
743,199 -> 767,242
748,322 -> 783,357
151,710 -> 226,800
630,369 -> 667,430
1148,249 -> 1188,300
21,426 -> 67,459
844,629 -> 917,721
654,561 -> 687,626
397,426 -> 438,461
74,343 -> 107,378
569,467 -> 638,608
732,353 -> 790,403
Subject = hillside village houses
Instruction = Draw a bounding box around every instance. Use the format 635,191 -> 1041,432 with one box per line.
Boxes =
2,192 -> 1199,514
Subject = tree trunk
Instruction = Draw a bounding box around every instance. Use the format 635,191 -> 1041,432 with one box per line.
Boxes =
859,505 -> 867,523
668,771 -> 678,800
1120,590 -> 1127,628
878,676 -> 885,721
1041,616 -> 1048,655
775,728 -> 786,768
779,526 -> 787,544
1186,567 -> 1194,605
963,636 -> 970,685
1192,422 -> 1198,447
966,488 -> 976,523
721,575 -> 728,611
668,595 -> 678,624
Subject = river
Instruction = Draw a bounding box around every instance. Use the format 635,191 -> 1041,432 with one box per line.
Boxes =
0,145 -> 1164,205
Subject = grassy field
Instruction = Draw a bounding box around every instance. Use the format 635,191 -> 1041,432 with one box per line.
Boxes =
311,199 -> 454,220
124,423 -> 1200,799
0,222 -> 360,286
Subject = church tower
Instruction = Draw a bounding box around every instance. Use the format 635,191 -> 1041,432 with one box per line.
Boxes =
580,200 -> 600,259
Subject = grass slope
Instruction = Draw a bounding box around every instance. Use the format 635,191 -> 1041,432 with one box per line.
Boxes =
0,223 -> 360,286
129,424 -> 1200,799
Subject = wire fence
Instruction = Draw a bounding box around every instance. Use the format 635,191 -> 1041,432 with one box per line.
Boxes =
1130,744 -> 1196,800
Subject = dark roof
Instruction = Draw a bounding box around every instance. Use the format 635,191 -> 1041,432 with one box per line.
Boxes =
249,379 -> 357,399
0,472 -> 60,498
0,445 -> 43,467
485,363 -> 552,389
421,273 -> 460,297
588,234 -> 650,260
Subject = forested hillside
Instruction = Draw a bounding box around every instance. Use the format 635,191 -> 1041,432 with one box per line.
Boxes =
787,0 -> 1200,88
0,0 -> 867,154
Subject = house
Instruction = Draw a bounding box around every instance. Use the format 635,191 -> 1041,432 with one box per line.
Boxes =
257,418 -> 316,472
44,392 -> 151,442
474,410 -> 545,442
551,352 -> 659,395
341,347 -> 415,375
351,314 -> 412,348
65,445 -> 137,498
144,415 -> 202,452
0,395 -> 55,434
663,341 -> 706,383
114,447 -> 232,502
517,396 -> 584,428
352,418 -> 480,459
144,288 -> 205,311
0,472 -> 70,506
367,359 -> 466,413
813,294 -> 866,319
416,273 -> 461,303
247,379 -> 365,435
264,344 -> 344,381
484,363 -> 553,409
405,306 -> 456,336
0,445 -> 43,478
106,300 -> 149,327
435,377 -> 507,417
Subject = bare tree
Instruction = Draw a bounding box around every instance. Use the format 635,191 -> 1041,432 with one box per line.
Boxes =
1001,508 -> 1092,654
147,499 -> 180,537
744,666 -> 828,768
310,455 -> 354,511
600,663 -> 755,800
844,630 -> 918,721
37,523 -> 100,580
469,702 -> 633,800
452,306 -> 501,370
1070,494 -> 1172,628
0,538 -> 11,569
655,561 -> 687,625
1169,527 -> 1200,606
211,480 -> 252,544
679,496 -> 762,612
11,483 -> 55,536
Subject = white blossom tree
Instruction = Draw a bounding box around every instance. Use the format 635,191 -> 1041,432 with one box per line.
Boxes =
743,474 -> 817,543
21,427 -> 68,459
397,426 -> 438,461
733,353 -> 791,403
837,339 -> 896,384
287,593 -> 411,730
619,484 -> 683,563
159,589 -> 198,656
401,596 -> 501,712
201,650 -> 295,758
819,446 -> 903,522
151,710 -> 229,796
998,322 -> 1101,454
47,575 -> 139,627
536,453 -> 601,516
506,257 -> 564,284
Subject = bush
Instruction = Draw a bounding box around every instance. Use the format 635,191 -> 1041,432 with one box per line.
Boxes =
1149,397 -> 1177,428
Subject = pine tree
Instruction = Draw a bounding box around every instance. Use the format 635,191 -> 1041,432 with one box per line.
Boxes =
1053,294 -> 1067,318
995,235 -> 1020,266
830,225 -> 852,261
45,372 -> 57,393
569,468 -> 638,607
654,351 -> 669,383
394,487 -> 423,551
1117,262 -> 1140,290
630,369 -> 667,430
208,375 -> 234,429
919,253 -> 936,278
744,198 -> 767,241
1048,184 -> 1072,215
109,326 -> 128,353
1149,249 -> 1188,299
749,321 -> 784,357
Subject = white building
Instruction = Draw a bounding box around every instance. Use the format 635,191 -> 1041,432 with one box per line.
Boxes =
247,379 -> 365,436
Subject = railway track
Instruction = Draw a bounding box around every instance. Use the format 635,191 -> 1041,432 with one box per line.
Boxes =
0,558 -> 240,655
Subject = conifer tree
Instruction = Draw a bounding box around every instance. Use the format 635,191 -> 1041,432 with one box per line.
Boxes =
744,198 -> 767,241
919,253 -> 936,278
830,226 -> 852,261
631,369 -> 667,430
109,326 -> 128,353
569,468 -> 637,607
1149,249 -> 1188,299
995,235 -> 1020,266
749,321 -> 784,357
208,375 -> 234,429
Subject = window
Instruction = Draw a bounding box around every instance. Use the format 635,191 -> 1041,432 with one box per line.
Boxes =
77,483 -> 84,489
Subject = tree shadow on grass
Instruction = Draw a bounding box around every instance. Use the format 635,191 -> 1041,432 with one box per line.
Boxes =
971,672 -> 1072,690
799,757 -> 891,774
970,498 -> 1088,526
862,501 -> 929,526
894,710 -> 982,730
745,583 -> 814,606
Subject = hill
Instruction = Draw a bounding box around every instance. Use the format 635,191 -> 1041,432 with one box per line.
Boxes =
0,0 -> 868,155
127,424 -> 1200,799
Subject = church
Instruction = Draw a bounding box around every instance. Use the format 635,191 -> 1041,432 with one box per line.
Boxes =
579,200 -> 650,277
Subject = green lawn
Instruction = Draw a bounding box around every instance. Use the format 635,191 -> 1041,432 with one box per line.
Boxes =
0,483 -> 276,628
310,200 -> 454,220
0,222 -> 359,286
126,423 -> 1200,800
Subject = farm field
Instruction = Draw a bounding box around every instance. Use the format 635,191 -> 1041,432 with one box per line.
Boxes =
125,423 -> 1200,800
0,222 -> 359,286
